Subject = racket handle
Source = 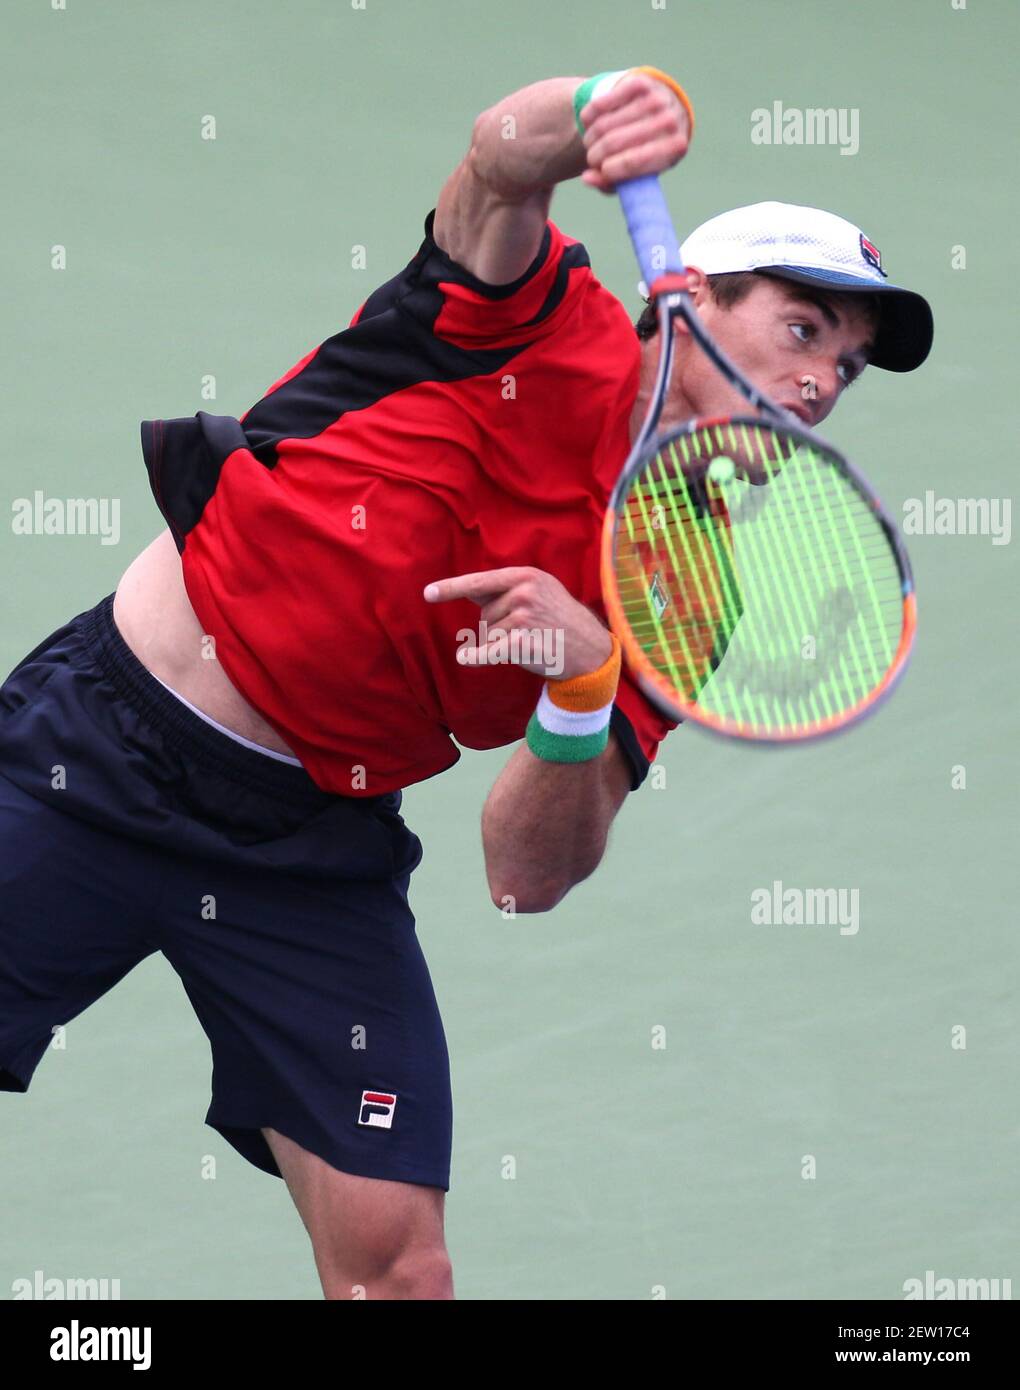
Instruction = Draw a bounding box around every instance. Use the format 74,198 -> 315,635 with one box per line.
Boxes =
617,174 -> 685,289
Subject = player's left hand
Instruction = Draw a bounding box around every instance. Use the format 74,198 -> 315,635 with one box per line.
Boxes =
423,566 -> 613,680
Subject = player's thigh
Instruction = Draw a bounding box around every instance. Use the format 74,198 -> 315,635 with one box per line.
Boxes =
263,1125 -> 447,1278
0,773 -> 158,1083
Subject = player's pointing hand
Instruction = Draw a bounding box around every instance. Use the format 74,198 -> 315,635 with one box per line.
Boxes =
423,567 -> 614,681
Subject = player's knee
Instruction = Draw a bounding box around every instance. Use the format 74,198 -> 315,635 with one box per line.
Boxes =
320,1241 -> 453,1300
383,1245 -> 454,1300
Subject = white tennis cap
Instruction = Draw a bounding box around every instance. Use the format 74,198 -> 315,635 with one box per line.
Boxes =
679,201 -> 933,373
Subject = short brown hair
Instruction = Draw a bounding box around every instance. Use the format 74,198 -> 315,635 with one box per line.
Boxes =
634,270 -> 881,345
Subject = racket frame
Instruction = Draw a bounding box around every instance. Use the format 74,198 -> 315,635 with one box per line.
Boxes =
602,293 -> 917,743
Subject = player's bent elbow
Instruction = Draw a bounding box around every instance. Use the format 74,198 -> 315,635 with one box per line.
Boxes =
488,878 -> 565,915
490,860 -> 603,913
468,109 -> 504,187
466,110 -> 534,203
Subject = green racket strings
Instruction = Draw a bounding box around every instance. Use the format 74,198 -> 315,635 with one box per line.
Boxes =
615,422 -> 903,734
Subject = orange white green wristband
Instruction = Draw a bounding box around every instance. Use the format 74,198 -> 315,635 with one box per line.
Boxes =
573,67 -> 695,136
525,633 -> 623,764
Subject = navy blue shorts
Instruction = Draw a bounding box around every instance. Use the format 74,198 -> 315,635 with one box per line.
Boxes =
0,594 -> 452,1190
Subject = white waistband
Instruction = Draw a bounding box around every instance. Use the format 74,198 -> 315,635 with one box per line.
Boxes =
150,674 -> 304,766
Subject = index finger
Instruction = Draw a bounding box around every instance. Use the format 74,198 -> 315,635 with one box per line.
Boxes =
423,568 -> 535,605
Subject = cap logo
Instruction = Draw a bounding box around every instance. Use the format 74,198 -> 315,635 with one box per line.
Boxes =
859,234 -> 888,277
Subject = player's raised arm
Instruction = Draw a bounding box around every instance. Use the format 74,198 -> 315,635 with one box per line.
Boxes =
433,71 -> 691,285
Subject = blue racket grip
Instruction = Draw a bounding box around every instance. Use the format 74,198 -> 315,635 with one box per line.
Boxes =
617,175 -> 685,291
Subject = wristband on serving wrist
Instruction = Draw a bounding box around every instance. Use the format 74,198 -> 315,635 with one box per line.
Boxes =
525,632 -> 623,764
572,66 -> 695,137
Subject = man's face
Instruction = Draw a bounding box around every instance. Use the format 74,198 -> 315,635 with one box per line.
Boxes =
671,272 -> 877,428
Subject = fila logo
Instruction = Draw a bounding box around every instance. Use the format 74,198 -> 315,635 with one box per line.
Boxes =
359,1090 -> 397,1129
859,233 -> 888,277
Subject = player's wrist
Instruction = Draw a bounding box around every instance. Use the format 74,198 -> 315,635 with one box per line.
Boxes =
525,632 -> 622,764
573,67 -> 695,136
572,71 -> 630,134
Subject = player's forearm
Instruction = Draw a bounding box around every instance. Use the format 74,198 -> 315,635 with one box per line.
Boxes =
480,741 -> 621,914
469,77 -> 588,198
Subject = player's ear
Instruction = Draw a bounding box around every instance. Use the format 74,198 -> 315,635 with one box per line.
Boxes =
684,265 -> 710,301
670,265 -> 710,338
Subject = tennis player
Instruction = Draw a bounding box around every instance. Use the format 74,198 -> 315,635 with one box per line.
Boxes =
0,70 -> 932,1299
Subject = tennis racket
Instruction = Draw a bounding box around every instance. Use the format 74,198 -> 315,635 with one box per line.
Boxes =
600,174 -> 916,743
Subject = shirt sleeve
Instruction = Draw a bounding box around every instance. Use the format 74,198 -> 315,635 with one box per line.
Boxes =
350,210 -> 591,351
609,667 -> 682,791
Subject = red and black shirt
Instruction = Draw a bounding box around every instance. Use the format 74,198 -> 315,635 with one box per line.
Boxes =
142,211 -> 679,796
